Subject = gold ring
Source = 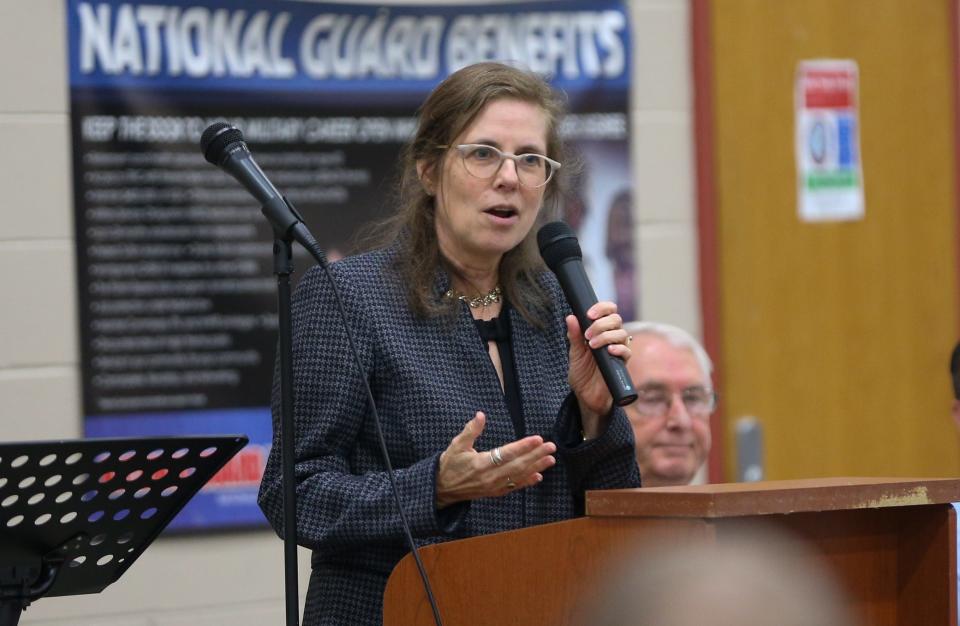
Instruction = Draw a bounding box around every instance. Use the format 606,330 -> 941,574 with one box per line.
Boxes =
506,477 -> 517,489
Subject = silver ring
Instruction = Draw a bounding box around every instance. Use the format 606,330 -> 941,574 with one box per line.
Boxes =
506,477 -> 517,489
489,447 -> 504,466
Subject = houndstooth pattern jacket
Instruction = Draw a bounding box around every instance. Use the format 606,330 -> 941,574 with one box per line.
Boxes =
257,246 -> 640,626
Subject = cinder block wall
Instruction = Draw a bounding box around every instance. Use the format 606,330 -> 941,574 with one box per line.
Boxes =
0,1 -> 696,623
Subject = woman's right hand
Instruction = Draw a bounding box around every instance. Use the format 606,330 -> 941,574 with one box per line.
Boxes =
436,412 -> 557,509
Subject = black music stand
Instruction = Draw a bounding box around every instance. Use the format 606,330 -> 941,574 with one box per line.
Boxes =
0,435 -> 247,626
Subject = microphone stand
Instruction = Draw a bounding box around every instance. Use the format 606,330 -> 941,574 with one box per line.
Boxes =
199,123 -> 443,623
260,193 -> 443,626
263,193 -> 322,626
272,234 -> 300,626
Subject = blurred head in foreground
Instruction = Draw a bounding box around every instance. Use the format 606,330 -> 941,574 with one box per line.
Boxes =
576,526 -> 855,626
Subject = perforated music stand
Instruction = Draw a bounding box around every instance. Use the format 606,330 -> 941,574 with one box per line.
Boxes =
0,435 -> 248,626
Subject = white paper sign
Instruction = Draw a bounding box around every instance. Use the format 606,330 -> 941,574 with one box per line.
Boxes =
795,60 -> 864,222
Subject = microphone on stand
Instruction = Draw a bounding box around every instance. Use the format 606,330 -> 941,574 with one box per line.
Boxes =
537,221 -> 637,407
200,121 -> 325,262
198,122 -> 444,626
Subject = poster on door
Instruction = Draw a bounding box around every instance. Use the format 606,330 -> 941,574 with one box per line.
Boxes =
795,60 -> 864,222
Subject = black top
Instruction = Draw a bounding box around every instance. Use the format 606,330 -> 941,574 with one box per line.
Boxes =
473,302 -> 525,438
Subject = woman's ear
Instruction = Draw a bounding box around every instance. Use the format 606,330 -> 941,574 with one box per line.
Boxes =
416,160 -> 435,196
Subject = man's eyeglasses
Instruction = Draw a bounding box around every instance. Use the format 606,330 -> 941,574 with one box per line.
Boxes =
447,144 -> 561,188
634,385 -> 717,419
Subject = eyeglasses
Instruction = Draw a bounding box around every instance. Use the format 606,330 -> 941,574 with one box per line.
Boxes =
633,385 -> 716,419
447,144 -> 561,188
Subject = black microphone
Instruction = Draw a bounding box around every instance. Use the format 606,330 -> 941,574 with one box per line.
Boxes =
538,221 -> 637,407
200,122 -> 323,258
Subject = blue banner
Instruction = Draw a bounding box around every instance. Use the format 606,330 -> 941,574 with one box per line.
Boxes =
67,0 -> 634,532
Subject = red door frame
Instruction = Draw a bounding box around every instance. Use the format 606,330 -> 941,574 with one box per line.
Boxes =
690,0 -> 724,482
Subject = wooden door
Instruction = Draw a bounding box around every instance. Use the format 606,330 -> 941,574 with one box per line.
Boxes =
695,0 -> 960,480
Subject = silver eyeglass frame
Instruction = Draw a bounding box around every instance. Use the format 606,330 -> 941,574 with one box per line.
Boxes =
632,386 -> 718,419
441,143 -> 562,188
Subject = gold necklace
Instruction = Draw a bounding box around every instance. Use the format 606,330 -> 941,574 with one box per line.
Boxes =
444,285 -> 502,308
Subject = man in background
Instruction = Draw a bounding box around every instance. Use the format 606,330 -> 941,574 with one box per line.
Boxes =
624,322 -> 714,487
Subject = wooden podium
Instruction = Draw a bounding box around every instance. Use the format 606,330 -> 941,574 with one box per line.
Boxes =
384,477 -> 960,626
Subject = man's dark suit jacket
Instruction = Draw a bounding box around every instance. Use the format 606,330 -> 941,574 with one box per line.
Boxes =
258,246 -> 640,625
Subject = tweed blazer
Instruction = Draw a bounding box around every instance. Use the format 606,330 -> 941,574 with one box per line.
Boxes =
258,246 -> 640,626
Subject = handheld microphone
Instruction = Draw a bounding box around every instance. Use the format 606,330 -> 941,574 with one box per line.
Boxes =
200,122 -> 322,258
538,221 -> 637,406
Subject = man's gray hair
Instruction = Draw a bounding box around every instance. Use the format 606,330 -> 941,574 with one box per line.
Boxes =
624,321 -> 713,380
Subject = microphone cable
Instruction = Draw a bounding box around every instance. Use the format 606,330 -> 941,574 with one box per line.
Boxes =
300,243 -> 445,626
200,122 -> 444,625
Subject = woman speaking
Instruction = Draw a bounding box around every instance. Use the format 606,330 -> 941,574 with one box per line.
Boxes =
258,61 -> 640,625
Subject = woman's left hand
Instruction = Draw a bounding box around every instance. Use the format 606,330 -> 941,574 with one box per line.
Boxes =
566,302 -> 631,439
